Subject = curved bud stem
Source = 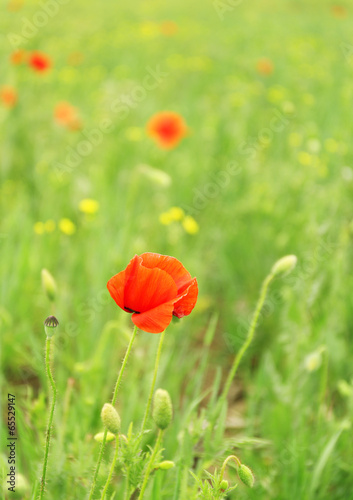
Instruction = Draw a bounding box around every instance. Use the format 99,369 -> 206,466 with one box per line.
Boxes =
219,455 -> 241,481
220,272 -> 274,402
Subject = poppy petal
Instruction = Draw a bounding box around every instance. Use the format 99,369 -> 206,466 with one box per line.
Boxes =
124,255 -> 177,313
131,299 -> 176,333
107,269 -> 126,311
173,277 -> 198,318
140,253 -> 192,290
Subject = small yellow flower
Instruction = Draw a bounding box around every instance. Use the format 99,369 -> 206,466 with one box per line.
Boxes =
44,219 -> 56,232
297,151 -> 313,166
34,221 -> 45,235
59,218 -> 76,235
79,199 -> 100,215
126,127 -> 143,142
159,212 -> 173,226
182,215 -> 199,235
288,132 -> 302,148
325,138 -> 338,153
169,207 -> 185,221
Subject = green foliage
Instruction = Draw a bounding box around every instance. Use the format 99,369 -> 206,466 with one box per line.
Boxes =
1,0 -> 353,498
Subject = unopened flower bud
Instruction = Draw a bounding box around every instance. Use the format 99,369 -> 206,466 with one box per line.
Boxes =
101,403 -> 121,434
156,460 -> 175,470
220,479 -> 228,490
238,464 -> 255,488
152,389 -> 173,430
41,268 -> 57,302
44,316 -> 59,338
94,431 -> 116,443
271,255 -> 297,277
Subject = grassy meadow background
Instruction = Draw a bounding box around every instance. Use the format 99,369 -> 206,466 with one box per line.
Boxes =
1,0 -> 353,498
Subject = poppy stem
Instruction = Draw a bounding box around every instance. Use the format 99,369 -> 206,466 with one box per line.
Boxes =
100,434 -> 120,500
140,329 -> 166,434
137,429 -> 164,499
39,337 -> 57,500
219,455 -> 241,481
88,325 -> 138,500
220,272 -> 275,402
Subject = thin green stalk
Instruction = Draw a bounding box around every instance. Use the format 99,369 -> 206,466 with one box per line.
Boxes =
140,329 -> 166,434
100,434 -> 120,500
138,430 -> 164,499
88,325 -> 138,500
220,273 -> 274,402
318,347 -> 328,422
39,337 -> 57,500
124,469 -> 130,500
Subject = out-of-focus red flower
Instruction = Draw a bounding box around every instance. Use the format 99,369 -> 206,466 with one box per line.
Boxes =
10,49 -> 27,65
54,102 -> 81,130
331,5 -> 347,18
147,111 -> 188,149
67,51 -> 84,66
28,52 -> 51,72
160,20 -> 178,36
107,253 -> 198,333
256,58 -> 274,76
7,0 -> 24,11
0,86 -> 17,108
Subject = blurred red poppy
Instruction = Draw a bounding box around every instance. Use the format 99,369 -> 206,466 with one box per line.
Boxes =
256,58 -> 274,75
147,111 -> 188,149
28,51 -> 51,72
54,102 -> 81,130
10,49 -> 27,65
107,253 -> 198,333
0,86 -> 17,108
160,20 -> 178,36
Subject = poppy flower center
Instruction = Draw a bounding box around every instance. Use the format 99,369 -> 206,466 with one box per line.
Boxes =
156,119 -> 179,140
125,306 -> 140,314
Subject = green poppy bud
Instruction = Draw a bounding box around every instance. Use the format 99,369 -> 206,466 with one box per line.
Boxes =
219,479 -> 228,491
44,316 -> 59,338
238,464 -> 255,488
101,403 -> 121,434
156,460 -> 175,470
271,255 -> 297,277
152,389 -> 173,430
41,268 -> 57,302
220,479 -> 228,490
94,431 -> 116,443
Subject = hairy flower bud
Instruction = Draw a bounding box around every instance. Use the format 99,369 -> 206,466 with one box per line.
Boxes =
156,460 -> 175,470
41,268 -> 57,302
101,403 -> 121,434
238,464 -> 255,488
152,389 -> 173,430
44,316 -> 59,338
271,255 -> 297,277
220,479 -> 228,490
94,431 -> 116,443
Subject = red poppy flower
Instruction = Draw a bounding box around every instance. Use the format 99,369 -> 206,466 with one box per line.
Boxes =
28,51 -> 51,72
147,111 -> 188,149
0,86 -> 17,108
54,102 -> 81,130
10,49 -> 27,65
107,253 -> 198,333
256,58 -> 274,76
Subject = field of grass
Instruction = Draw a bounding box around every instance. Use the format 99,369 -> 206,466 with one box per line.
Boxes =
1,0 -> 353,498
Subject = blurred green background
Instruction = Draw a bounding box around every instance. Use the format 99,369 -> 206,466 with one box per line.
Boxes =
1,0 -> 353,498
